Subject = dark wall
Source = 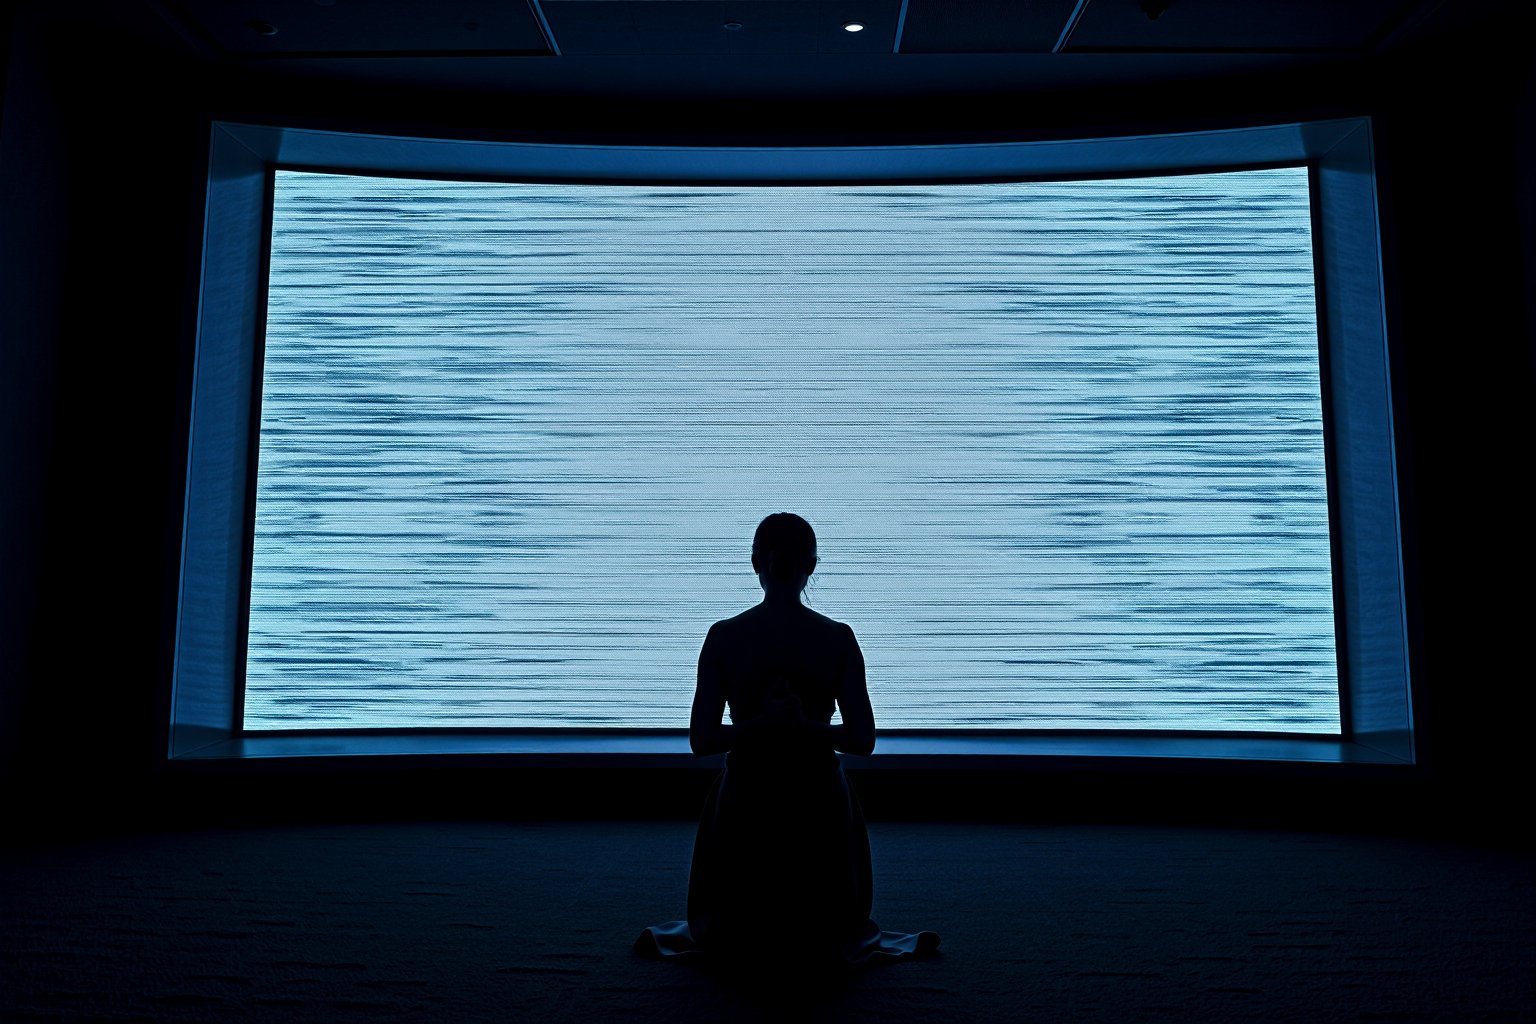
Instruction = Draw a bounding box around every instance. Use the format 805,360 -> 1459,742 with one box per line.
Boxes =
1372,54 -> 1535,797
2,5 -> 1530,837
2,9 -> 205,811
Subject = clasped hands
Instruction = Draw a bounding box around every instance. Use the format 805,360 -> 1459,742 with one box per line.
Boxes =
744,677 -> 814,740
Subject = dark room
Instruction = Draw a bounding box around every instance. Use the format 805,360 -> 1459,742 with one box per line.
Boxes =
2,0 -> 1533,1020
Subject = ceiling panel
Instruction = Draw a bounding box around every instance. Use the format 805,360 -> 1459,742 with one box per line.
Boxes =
167,0 -> 551,56
1065,0 -> 1417,52
542,0 -> 898,56
897,0 -> 1084,54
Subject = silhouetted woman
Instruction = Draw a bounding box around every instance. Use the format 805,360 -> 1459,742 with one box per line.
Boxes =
637,512 -> 939,967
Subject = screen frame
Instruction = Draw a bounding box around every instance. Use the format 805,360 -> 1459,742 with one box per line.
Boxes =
168,117 -> 1413,769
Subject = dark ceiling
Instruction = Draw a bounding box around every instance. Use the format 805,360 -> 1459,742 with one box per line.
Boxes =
165,0 -> 1428,58
88,0 -> 1514,103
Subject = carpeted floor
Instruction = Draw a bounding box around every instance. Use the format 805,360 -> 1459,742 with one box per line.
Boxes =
3,821 -> 1531,1022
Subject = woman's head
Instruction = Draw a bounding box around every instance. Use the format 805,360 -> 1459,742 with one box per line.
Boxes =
751,512 -> 818,592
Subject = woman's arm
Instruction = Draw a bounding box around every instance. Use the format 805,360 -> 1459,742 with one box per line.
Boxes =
809,622 -> 875,756
688,624 -> 732,755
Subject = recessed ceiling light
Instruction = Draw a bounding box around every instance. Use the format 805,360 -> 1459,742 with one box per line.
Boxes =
842,21 -> 865,32
246,19 -> 278,36
723,21 -> 743,31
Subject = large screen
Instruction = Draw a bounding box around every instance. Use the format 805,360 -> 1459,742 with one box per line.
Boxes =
245,167 -> 1339,733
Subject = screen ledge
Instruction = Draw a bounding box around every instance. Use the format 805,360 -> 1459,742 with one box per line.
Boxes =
173,731 -> 1413,767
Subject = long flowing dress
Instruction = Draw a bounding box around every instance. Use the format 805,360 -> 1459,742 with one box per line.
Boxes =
637,627 -> 939,967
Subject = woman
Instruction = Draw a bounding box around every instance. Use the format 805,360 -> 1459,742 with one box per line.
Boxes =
637,513 -> 939,967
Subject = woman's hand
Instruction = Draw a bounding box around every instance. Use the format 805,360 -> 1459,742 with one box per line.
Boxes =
745,678 -> 809,740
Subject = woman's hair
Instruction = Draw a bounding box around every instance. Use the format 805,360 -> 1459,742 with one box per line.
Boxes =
752,512 -> 818,587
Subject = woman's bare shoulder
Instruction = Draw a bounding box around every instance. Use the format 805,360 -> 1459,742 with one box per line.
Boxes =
802,606 -> 854,635
798,610 -> 861,656
704,611 -> 754,646
709,610 -> 751,633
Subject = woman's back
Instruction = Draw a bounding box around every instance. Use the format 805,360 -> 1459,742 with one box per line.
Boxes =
708,604 -> 855,729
